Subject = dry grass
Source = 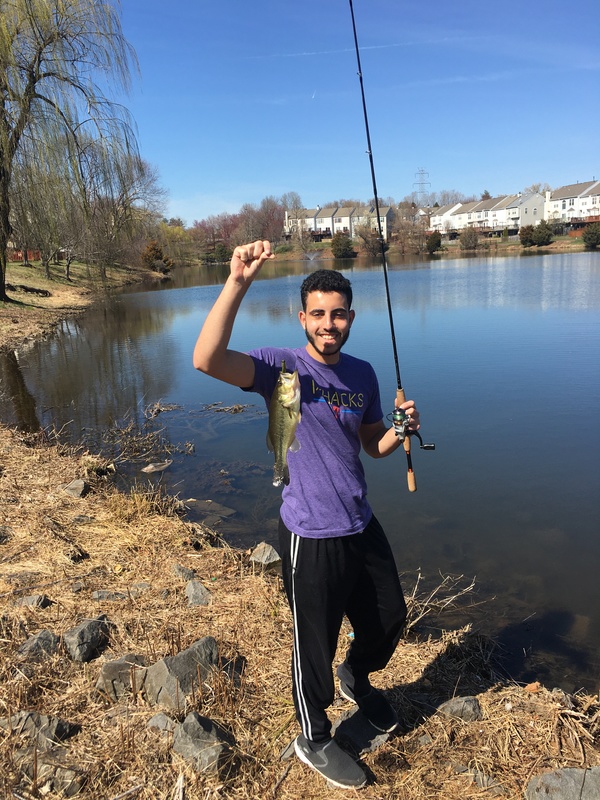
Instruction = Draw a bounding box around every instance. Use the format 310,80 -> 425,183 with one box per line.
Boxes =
1,424 -> 599,799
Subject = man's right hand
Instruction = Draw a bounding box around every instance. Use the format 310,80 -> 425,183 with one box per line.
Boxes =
231,240 -> 274,285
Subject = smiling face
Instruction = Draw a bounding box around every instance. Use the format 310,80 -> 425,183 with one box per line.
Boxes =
298,290 -> 355,364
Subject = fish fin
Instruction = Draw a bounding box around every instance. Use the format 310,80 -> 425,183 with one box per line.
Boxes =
266,432 -> 274,453
289,437 -> 301,453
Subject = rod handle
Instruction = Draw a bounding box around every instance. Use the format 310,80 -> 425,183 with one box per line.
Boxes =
396,388 -> 417,492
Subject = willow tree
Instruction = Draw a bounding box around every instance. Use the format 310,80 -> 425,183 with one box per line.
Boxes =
0,0 -> 138,301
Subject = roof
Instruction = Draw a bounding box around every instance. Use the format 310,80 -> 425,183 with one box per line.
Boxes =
335,207 -> 356,216
550,180 -> 600,201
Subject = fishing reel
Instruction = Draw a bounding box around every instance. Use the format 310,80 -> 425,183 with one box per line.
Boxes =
389,408 -> 435,451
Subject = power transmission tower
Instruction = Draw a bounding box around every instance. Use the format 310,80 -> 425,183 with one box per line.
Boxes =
413,168 -> 431,207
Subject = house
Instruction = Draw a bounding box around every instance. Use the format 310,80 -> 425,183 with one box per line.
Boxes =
332,207 -> 355,236
545,180 -> 600,224
314,207 -> 337,238
351,206 -> 395,241
429,203 -> 462,233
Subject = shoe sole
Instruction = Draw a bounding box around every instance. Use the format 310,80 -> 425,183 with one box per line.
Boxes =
294,738 -> 367,789
338,681 -> 399,733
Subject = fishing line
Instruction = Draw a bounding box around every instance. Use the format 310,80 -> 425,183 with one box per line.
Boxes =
348,0 -> 434,491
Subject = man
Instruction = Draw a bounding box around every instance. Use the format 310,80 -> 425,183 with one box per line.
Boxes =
193,240 -> 420,789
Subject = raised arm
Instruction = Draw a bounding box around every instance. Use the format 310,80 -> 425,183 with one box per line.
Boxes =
193,240 -> 274,387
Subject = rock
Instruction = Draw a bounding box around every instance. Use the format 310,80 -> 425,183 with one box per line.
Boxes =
148,713 -> 176,734
195,500 -> 236,518
437,695 -> 483,722
130,581 -> 151,597
525,767 -> 600,799
63,615 -> 111,662
0,710 -> 78,749
15,593 -> 52,608
18,629 -> 60,661
144,636 -> 219,711
14,745 -> 87,796
63,479 -> 87,498
250,541 -> 281,572
174,563 -> 197,581
91,589 -> 128,602
71,515 -> 95,525
185,580 -> 212,606
172,712 -> 229,773
95,653 -> 148,702
0,524 -> 14,543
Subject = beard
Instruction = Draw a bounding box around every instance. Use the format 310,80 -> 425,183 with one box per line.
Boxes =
304,326 -> 351,358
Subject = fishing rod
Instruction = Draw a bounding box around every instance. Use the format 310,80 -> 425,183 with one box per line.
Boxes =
348,0 -> 434,492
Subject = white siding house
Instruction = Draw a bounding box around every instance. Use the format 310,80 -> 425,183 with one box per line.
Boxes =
430,203 -> 462,232
545,181 -> 600,223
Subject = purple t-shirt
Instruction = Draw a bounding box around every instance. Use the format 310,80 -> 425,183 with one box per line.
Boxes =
246,346 -> 383,539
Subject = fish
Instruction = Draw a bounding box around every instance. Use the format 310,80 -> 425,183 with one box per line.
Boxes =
267,361 -> 301,487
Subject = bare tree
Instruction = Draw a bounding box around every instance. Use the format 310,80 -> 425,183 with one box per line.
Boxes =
0,0 -> 139,301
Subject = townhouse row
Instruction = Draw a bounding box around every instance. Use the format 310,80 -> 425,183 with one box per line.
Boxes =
430,180 -> 600,234
283,179 -> 600,241
284,204 -> 395,241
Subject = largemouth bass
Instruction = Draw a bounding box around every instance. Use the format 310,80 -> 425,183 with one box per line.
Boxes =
267,362 -> 301,487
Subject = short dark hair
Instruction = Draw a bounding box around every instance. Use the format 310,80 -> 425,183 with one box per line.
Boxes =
300,269 -> 353,311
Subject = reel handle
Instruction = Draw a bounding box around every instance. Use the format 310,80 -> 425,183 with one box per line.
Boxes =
396,388 -> 417,493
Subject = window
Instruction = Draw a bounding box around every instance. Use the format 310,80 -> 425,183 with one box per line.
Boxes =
335,218 -> 342,223
533,208 -> 537,216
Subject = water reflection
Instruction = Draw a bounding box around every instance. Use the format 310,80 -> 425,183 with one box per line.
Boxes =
2,296 -> 179,450
0,350 -> 40,431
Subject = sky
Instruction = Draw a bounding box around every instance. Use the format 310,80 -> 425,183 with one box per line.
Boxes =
118,0 -> 600,226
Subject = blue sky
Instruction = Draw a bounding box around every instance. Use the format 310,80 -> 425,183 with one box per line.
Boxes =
119,0 -> 600,225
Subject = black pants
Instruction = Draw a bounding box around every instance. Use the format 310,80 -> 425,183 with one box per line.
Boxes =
278,514 -> 407,743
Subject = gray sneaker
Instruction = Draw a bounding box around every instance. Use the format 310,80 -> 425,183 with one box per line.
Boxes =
337,665 -> 399,733
294,734 -> 367,789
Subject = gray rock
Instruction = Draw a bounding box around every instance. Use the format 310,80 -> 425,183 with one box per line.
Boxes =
250,541 -> 281,571
147,713 -> 176,734
525,767 -> 600,799
91,589 -> 128,602
0,711 -> 78,750
195,500 -> 236,517
63,479 -> 87,498
174,563 -> 197,581
14,745 -> 87,796
185,580 -> 212,606
130,581 -> 151,597
437,695 -> 483,722
0,524 -> 13,543
95,653 -> 148,702
144,636 -> 219,711
16,593 -> 52,608
18,629 -> 60,661
172,712 -> 228,773
63,615 -> 111,662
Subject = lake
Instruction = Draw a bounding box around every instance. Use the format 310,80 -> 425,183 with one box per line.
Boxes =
1,251 -> 599,692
